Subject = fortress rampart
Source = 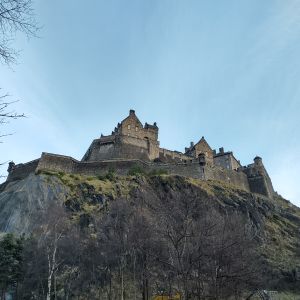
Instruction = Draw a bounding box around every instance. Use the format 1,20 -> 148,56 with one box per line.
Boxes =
7,152 -> 268,196
6,110 -> 276,198
7,159 -> 40,182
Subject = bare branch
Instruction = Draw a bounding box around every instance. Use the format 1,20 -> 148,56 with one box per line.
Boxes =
0,0 -> 39,65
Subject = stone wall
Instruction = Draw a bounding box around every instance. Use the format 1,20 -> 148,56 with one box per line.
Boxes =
36,153 -> 150,176
247,175 -> 271,197
37,153 -> 75,173
204,166 -> 250,191
7,152 -> 275,197
242,161 -> 274,198
82,135 -> 156,162
34,153 -> 251,192
155,162 -> 203,179
7,159 -> 40,182
159,148 -> 193,163
213,152 -> 241,171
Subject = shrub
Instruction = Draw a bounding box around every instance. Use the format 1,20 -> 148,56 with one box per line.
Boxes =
96,174 -> 106,181
147,169 -> 168,176
105,168 -> 116,181
128,165 -> 145,176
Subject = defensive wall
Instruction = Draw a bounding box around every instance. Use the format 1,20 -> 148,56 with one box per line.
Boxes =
83,135 -> 156,162
158,148 -> 193,163
7,153 -> 254,194
204,166 -> 250,191
7,159 -> 40,182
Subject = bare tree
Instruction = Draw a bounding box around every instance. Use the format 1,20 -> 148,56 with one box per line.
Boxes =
34,204 -> 70,300
0,90 -> 24,142
0,0 -> 39,64
0,0 -> 39,152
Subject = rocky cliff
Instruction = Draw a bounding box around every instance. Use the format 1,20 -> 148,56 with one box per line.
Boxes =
0,171 -> 299,293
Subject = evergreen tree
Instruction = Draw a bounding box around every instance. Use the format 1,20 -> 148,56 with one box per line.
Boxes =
0,234 -> 23,299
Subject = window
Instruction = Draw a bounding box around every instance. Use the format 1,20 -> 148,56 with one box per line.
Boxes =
135,126 -> 138,132
127,124 -> 131,130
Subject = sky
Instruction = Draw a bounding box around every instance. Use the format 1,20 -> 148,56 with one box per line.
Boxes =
0,0 -> 299,206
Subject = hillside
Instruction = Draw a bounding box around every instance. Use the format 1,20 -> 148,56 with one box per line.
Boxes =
0,171 -> 300,299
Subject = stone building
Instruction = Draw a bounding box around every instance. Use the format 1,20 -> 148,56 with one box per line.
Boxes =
82,110 -> 160,162
6,110 -> 276,198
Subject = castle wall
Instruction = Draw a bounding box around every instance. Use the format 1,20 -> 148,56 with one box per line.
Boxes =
247,176 -> 271,198
7,159 -> 40,182
213,153 -> 241,171
242,162 -> 274,198
214,154 -> 231,170
159,148 -> 193,163
74,160 -> 149,176
156,162 -> 203,178
204,166 -> 250,191
35,153 -> 251,192
37,153 -> 75,173
37,153 -> 150,176
83,135 -> 159,162
8,153 -> 275,197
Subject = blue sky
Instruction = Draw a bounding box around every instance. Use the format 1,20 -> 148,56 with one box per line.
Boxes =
0,0 -> 299,206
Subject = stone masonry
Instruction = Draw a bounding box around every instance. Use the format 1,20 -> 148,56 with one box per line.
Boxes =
6,110 -> 275,198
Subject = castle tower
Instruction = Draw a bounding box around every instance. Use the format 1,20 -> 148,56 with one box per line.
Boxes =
82,110 -> 160,162
243,156 -> 275,198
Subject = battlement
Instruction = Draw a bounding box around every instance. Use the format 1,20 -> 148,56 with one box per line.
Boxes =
6,110 -> 276,198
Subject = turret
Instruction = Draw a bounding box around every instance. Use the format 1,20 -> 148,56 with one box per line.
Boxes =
254,156 -> 263,166
7,161 -> 15,173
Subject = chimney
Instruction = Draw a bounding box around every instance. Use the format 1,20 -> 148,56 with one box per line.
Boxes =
219,147 -> 224,154
129,109 -> 135,115
190,142 -> 194,148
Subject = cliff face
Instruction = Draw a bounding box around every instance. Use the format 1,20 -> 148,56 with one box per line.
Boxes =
0,173 -> 69,234
0,171 -> 299,289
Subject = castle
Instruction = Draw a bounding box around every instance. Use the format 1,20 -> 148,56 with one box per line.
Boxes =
6,110 -> 275,198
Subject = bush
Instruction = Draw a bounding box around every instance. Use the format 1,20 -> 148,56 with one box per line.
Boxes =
105,168 -> 116,181
96,174 -> 106,181
147,169 -> 168,176
128,165 -> 145,176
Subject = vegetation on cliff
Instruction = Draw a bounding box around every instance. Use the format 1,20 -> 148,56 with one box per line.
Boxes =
0,171 -> 299,299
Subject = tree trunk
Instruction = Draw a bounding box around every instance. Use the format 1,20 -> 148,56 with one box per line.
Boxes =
54,274 -> 57,300
47,274 -> 52,300
120,266 -> 124,300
